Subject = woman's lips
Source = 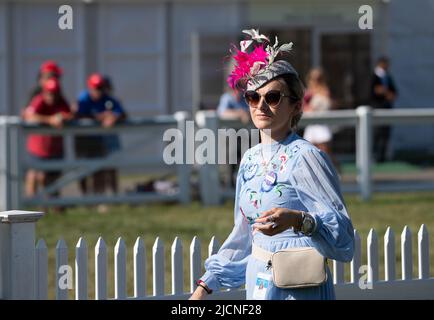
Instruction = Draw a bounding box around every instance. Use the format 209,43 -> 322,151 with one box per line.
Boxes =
256,114 -> 272,120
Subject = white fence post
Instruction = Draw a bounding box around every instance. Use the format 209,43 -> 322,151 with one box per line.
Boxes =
401,226 -> 413,280
333,260 -> 345,284
95,237 -> 107,300
153,237 -> 164,296
350,230 -> 361,283
75,237 -> 88,300
418,224 -> 429,279
0,119 -> 12,211
356,106 -> 373,201
367,228 -> 379,283
171,237 -> 183,295
35,239 -> 48,300
0,210 -> 44,299
190,236 -> 201,292
384,227 -> 396,281
56,239 -> 69,300
208,236 -> 219,257
174,112 -> 191,204
114,237 -> 127,299
133,236 -> 146,298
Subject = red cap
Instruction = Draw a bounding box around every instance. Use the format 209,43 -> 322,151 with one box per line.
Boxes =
42,78 -> 61,93
40,60 -> 63,77
87,73 -> 105,89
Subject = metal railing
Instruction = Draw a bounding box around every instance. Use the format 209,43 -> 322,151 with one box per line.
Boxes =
0,112 -> 191,210
195,106 -> 434,205
1,106 -> 434,209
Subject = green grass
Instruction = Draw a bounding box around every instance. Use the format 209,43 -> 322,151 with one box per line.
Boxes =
34,191 -> 434,299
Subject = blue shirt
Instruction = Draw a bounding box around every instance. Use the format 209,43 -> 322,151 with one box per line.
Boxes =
216,92 -> 249,115
76,90 -> 125,118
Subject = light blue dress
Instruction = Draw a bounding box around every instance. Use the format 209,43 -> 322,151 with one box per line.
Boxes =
199,131 -> 354,300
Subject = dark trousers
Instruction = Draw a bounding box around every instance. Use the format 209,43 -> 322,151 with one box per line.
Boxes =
374,125 -> 390,163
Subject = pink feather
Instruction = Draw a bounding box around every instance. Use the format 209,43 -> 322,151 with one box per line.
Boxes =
227,45 -> 269,89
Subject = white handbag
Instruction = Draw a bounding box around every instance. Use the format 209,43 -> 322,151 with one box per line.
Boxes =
252,243 -> 327,289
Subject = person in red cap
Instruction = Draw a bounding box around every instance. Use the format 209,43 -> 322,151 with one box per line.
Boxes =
26,60 -> 64,105
74,73 -> 126,204
22,77 -> 73,204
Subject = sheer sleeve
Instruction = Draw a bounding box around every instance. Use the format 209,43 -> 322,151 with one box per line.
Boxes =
289,146 -> 354,262
199,153 -> 252,291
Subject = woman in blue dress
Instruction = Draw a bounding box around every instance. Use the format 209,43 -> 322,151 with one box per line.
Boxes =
189,29 -> 354,300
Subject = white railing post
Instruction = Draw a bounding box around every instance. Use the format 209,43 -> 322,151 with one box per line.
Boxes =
196,111 -> 221,205
0,118 -> 12,211
356,106 -> 373,201
0,210 -> 44,299
174,111 -> 191,204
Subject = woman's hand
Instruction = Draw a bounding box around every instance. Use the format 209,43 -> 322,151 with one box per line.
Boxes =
188,286 -> 209,300
252,207 -> 303,236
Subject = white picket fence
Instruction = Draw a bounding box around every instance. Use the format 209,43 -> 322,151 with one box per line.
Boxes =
1,210 -> 433,300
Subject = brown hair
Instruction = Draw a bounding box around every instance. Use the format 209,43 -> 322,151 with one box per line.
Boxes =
279,74 -> 305,129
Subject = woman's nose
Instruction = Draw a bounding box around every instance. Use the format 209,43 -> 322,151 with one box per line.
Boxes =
257,96 -> 269,111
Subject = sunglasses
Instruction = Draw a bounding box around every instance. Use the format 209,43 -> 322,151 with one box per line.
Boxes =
244,90 -> 293,108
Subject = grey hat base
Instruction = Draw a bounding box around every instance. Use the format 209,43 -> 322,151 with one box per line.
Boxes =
246,60 -> 299,91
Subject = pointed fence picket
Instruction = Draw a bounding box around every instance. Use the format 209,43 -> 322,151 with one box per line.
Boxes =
133,237 -> 146,298
75,237 -> 87,300
418,225 -> 429,279
56,239 -> 68,300
153,237 -> 164,296
95,237 -> 107,300
189,236 -> 201,293
35,239 -> 48,300
171,237 -> 183,295
29,225 -> 433,300
114,237 -> 127,299
350,229 -> 361,283
401,226 -> 412,280
384,227 -> 396,281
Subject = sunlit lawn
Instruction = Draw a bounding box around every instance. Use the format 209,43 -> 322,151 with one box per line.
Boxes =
34,191 -> 434,299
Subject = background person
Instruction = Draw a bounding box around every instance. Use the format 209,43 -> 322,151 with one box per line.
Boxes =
302,68 -> 340,172
23,78 -> 72,204
74,73 -> 126,205
190,30 -> 354,300
371,56 -> 398,163
27,60 -> 64,104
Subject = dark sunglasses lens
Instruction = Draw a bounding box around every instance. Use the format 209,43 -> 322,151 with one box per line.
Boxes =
265,91 -> 281,107
244,91 -> 260,105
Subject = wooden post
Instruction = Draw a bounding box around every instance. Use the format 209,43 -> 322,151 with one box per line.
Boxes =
0,210 -> 44,299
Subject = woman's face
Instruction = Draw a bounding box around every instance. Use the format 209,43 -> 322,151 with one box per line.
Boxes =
247,79 -> 297,136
